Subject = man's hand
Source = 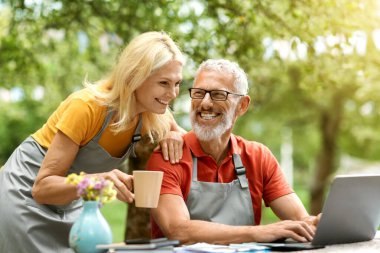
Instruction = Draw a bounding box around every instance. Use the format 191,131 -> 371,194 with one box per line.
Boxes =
156,131 -> 184,164
301,213 -> 322,228
253,220 -> 315,243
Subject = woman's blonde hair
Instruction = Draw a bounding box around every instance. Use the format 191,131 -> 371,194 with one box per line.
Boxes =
88,31 -> 184,142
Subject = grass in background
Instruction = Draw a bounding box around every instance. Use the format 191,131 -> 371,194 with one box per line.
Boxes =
101,200 -> 128,243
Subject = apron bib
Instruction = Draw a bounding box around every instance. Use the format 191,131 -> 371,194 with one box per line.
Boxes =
186,153 -> 255,226
0,110 -> 142,253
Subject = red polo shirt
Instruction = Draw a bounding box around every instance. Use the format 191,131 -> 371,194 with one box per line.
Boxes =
147,131 -> 293,238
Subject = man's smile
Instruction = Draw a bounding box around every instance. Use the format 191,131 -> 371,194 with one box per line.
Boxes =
198,111 -> 221,120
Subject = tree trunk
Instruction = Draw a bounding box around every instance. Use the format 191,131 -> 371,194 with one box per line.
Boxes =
124,137 -> 156,240
310,96 -> 343,214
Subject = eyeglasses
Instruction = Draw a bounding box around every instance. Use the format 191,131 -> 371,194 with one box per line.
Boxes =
188,88 -> 245,101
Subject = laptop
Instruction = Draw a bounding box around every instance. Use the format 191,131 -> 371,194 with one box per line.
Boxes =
258,174 -> 380,251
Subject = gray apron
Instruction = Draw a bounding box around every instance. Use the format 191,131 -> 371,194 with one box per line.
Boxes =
0,110 -> 142,253
185,153 -> 254,225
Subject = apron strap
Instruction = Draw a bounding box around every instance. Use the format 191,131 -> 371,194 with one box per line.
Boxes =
131,114 -> 142,143
191,153 -> 198,181
233,154 -> 249,189
129,114 -> 143,158
93,108 -> 114,143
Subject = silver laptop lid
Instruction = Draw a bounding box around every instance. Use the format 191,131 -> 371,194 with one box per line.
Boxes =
312,174 -> 380,245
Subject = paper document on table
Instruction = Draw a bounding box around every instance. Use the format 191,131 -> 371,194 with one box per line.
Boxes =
181,242 -> 269,252
97,240 -> 178,250
376,230 -> 380,240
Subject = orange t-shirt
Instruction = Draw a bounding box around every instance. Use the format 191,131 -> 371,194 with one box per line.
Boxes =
147,131 -> 293,238
32,88 -> 139,158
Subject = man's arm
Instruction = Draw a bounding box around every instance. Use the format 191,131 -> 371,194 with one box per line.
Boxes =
269,193 -> 309,220
152,194 -> 315,245
269,193 -> 320,227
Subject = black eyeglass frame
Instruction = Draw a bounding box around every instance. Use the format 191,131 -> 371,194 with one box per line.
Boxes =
188,88 -> 245,101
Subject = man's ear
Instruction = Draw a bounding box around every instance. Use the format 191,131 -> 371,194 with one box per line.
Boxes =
236,95 -> 251,116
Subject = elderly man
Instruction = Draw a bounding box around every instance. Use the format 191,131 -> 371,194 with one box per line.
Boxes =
146,59 -> 319,245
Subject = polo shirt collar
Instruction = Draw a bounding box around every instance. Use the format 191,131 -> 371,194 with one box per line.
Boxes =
184,131 -> 242,158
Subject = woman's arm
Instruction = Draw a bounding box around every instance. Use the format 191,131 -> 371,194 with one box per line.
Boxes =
32,130 -> 134,205
32,130 -> 80,205
158,115 -> 187,164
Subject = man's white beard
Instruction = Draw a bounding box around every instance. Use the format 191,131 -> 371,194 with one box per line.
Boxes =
191,106 -> 235,141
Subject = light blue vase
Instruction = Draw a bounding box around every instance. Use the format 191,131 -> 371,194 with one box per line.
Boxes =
69,201 -> 112,253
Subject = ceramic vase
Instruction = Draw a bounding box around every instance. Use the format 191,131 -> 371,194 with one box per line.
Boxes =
69,201 -> 112,253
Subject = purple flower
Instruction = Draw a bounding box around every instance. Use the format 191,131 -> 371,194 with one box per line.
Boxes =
93,178 -> 106,190
77,177 -> 91,195
65,172 -> 117,204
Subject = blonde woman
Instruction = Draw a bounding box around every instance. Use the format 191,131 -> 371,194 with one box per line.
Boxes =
0,31 -> 185,252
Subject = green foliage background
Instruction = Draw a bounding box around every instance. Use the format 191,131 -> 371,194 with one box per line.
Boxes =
2,1 -> 379,160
